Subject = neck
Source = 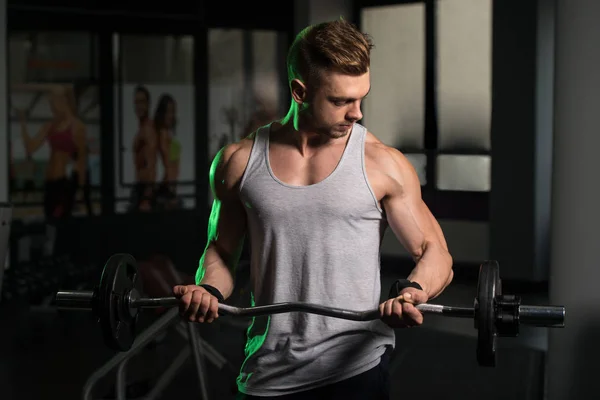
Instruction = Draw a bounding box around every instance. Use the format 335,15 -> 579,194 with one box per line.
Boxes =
277,101 -> 338,155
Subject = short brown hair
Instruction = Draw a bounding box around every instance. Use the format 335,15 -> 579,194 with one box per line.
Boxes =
287,18 -> 374,85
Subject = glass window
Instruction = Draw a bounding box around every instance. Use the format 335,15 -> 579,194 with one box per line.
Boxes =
208,29 -> 245,164
9,31 -> 97,84
404,153 -> 427,186
114,34 -> 195,213
360,3 -> 426,149
207,29 -> 287,206
8,31 -> 101,221
436,155 -> 491,191
436,0 -> 492,150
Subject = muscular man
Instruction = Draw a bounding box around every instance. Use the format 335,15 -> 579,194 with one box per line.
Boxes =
175,19 -> 453,399
131,86 -> 157,212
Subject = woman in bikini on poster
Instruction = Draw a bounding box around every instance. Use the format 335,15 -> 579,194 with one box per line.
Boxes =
154,94 -> 181,210
13,83 -> 87,221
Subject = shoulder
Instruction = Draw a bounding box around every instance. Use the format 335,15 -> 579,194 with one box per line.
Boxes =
363,130 -> 419,187
211,132 -> 257,193
221,130 -> 257,166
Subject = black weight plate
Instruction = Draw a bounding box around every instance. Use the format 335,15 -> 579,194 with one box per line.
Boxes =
475,260 -> 500,367
98,254 -> 141,351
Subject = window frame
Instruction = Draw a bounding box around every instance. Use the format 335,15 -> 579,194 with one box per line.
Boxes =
7,1 -> 294,216
354,0 -> 490,221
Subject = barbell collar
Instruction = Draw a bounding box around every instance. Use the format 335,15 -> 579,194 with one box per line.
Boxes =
518,305 -> 565,328
56,290 -> 95,311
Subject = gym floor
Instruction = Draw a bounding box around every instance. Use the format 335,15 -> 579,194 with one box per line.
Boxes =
0,264 -> 549,400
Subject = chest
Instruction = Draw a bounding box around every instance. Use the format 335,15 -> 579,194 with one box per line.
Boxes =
242,183 -> 377,230
268,143 -> 346,187
242,158 -> 382,226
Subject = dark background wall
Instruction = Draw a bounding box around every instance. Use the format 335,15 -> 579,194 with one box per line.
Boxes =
2,0 -> 294,279
4,2 -> 594,400
1,0 -> 556,283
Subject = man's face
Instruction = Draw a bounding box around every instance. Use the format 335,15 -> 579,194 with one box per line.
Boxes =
298,69 -> 370,138
134,91 -> 149,120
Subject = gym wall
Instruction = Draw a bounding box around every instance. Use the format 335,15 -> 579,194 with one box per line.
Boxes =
0,0 -> 7,204
113,35 -> 197,212
3,0 -> 553,283
304,0 -> 491,266
3,1 -> 295,283
343,0 -> 553,283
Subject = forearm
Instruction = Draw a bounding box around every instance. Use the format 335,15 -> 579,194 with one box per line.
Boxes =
407,241 -> 453,300
196,246 -> 236,299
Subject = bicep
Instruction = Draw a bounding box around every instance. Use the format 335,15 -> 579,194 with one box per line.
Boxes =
206,146 -> 247,264
381,152 -> 439,259
207,194 -> 247,265
383,190 -> 436,259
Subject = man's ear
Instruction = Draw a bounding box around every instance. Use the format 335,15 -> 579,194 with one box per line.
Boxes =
290,79 -> 307,105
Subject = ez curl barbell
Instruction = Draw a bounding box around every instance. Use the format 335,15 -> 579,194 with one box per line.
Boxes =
54,254 -> 565,367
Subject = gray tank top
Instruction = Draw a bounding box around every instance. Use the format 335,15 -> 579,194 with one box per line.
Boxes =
236,123 -> 395,396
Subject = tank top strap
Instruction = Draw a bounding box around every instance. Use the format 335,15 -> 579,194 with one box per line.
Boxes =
239,123 -> 271,190
338,123 -> 367,175
252,123 -> 270,167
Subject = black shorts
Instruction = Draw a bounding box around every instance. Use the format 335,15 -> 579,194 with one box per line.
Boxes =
237,350 -> 391,400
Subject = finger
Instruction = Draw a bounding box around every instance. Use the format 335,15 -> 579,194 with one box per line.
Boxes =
407,291 -> 428,305
206,296 -> 219,323
212,296 -> 220,319
402,303 -> 423,326
179,292 -> 192,316
173,285 -> 186,297
392,298 -> 404,321
187,290 -> 204,322
385,299 -> 394,316
197,293 -> 212,323
173,285 -> 189,297
402,292 -> 415,304
379,302 -> 386,317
